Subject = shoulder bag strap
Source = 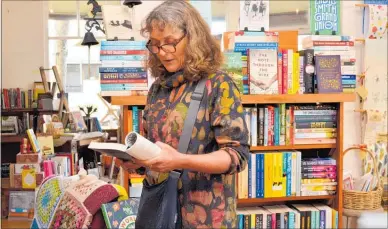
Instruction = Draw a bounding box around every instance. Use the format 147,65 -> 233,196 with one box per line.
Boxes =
177,77 -> 207,154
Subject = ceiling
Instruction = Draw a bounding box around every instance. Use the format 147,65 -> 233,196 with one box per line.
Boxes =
49,1 -> 310,18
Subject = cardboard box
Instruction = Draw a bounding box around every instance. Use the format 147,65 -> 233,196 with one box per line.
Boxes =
16,153 -> 41,164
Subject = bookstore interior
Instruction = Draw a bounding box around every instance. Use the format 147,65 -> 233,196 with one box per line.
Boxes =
1,0 -> 388,228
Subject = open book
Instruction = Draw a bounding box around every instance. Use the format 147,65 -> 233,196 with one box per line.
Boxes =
88,132 -> 160,161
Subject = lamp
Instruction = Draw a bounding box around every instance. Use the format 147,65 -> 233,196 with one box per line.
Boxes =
122,0 -> 142,8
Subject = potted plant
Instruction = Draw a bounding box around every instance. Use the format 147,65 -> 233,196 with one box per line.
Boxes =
79,105 -> 98,131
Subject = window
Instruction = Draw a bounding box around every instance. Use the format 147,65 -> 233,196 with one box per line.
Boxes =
48,1 -> 121,125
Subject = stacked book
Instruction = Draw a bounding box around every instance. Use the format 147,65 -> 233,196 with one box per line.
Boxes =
237,204 -> 339,229
302,35 -> 356,93
99,40 -> 149,96
292,104 -> 337,145
238,151 -> 304,199
301,158 -> 337,196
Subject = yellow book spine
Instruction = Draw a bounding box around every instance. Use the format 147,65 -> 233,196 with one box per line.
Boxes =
264,153 -> 273,198
293,53 -> 300,94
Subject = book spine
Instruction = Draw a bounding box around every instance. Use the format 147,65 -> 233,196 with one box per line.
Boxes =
274,107 -> 280,146
258,107 -> 264,146
99,67 -> 145,73
278,52 -> 283,94
282,50 -> 288,94
303,49 -> 315,93
294,115 -> 337,122
295,122 -> 337,129
287,152 -> 292,196
301,165 -> 337,173
100,50 -> 147,55
302,172 -> 337,179
100,55 -> 146,61
100,72 -> 147,80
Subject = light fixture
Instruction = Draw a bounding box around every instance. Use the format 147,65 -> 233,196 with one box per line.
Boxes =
122,0 -> 142,8
296,8 -> 299,14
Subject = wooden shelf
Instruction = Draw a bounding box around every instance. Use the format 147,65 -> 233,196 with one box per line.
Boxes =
250,144 -> 336,151
1,135 -> 26,143
111,96 -> 147,106
241,93 -> 356,104
110,93 -> 356,106
2,109 -> 57,115
237,195 -> 335,207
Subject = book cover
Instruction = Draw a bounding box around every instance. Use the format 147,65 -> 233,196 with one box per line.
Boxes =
315,55 -> 343,93
21,168 -> 36,189
310,0 -> 340,35
101,198 -> 140,228
222,52 -> 244,93
249,49 -> 278,94
37,135 -> 54,155
26,129 -> 40,153
101,5 -> 134,40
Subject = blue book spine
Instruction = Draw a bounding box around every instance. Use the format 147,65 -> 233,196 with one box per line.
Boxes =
100,45 -> 146,50
101,40 -> 146,46
342,79 -> 356,85
235,42 -> 279,48
289,211 -> 295,229
341,74 -> 356,80
99,67 -> 145,73
260,154 -> 264,198
286,152 -> 292,196
248,154 -> 252,198
282,152 -> 287,196
319,210 -> 325,229
274,107 -> 280,146
100,55 -> 146,61
256,154 -> 261,198
132,106 -> 139,133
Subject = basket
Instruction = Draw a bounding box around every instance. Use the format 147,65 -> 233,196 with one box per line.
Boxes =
343,146 -> 383,210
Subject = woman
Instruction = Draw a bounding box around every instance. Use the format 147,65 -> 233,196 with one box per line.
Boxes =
123,1 -> 250,228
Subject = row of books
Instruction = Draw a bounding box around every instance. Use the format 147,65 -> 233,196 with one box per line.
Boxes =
238,153 -> 337,199
1,82 -> 47,109
222,32 -> 356,95
99,40 -> 149,96
302,35 -> 357,94
244,104 -> 337,146
237,204 -> 339,229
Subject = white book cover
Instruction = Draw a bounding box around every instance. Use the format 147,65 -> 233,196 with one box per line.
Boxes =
251,154 -> 256,198
239,0 -> 269,31
249,49 -> 278,94
101,5 -> 134,40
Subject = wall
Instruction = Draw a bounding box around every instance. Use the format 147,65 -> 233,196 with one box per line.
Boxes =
2,1 -> 47,89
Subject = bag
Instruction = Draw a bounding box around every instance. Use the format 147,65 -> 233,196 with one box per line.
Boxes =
135,78 -> 207,229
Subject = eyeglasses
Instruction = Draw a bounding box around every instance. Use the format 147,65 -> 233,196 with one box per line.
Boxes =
146,33 -> 186,54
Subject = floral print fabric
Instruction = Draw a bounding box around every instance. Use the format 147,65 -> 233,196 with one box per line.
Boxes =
143,70 -> 250,228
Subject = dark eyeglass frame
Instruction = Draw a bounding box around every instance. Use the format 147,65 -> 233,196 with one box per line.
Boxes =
146,33 -> 186,54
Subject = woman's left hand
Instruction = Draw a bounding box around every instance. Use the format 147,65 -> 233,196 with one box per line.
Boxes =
132,141 -> 185,173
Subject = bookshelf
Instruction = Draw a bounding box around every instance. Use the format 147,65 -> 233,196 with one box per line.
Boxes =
109,93 -> 356,228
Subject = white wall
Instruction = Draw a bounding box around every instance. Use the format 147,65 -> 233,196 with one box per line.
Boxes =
2,1 -> 47,89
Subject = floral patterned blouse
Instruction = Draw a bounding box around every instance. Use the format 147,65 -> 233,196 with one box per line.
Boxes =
142,70 -> 250,228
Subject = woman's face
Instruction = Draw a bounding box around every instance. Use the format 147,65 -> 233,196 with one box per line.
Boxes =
148,24 -> 187,73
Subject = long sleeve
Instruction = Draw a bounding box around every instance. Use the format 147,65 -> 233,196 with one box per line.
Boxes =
210,73 -> 250,174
